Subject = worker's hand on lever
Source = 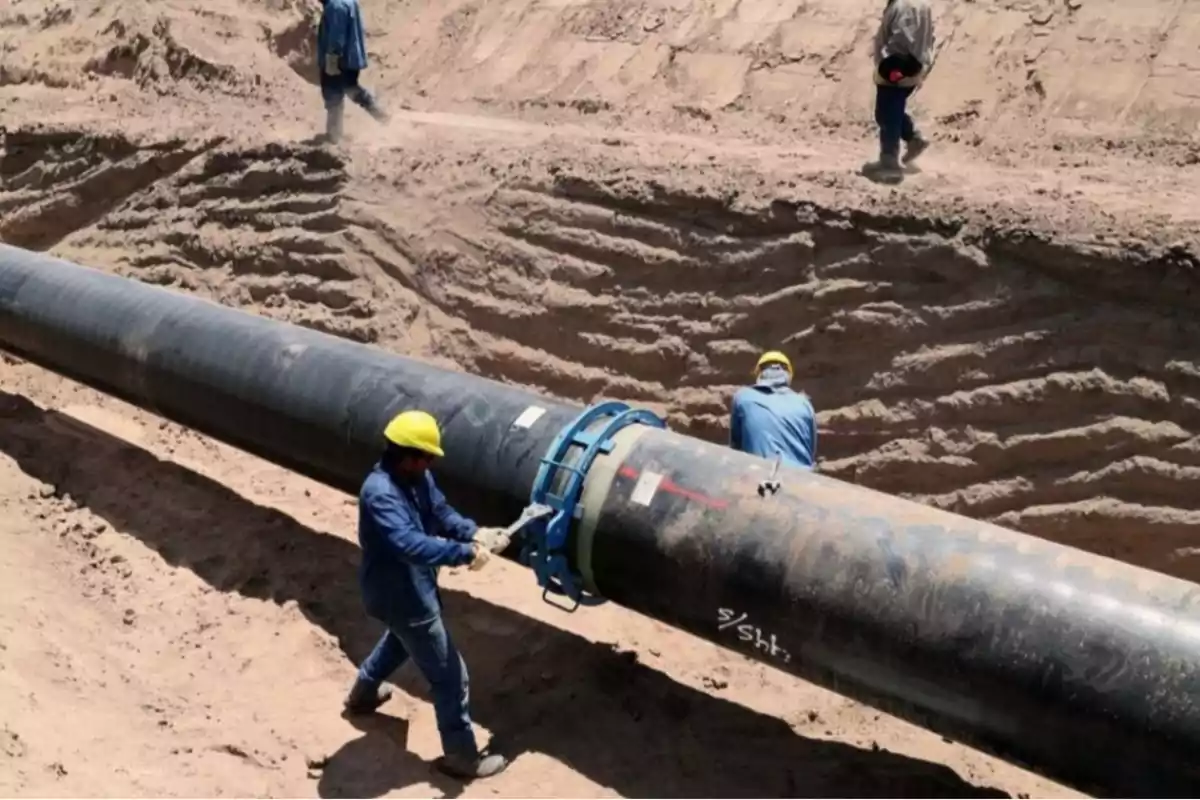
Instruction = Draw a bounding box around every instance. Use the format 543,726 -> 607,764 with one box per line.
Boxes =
468,542 -> 492,571
473,526 -> 512,554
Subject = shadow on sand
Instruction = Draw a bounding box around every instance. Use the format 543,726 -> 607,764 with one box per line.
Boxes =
0,389 -> 1010,799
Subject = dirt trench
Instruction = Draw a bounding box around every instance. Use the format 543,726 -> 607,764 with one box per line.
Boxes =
0,361 -> 1075,797
5,126 -> 1200,584
5,0 -> 1200,794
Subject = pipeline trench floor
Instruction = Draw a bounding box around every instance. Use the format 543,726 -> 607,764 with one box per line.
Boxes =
4,0 -> 1200,795
0,359 -> 1077,797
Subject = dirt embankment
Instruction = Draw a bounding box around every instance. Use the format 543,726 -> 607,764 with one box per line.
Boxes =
2,0 -> 1200,796
8,0 -> 1200,163
4,120 -> 1200,581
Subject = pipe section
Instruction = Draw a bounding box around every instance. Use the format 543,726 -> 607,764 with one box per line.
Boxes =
0,244 -> 579,517
2,244 -> 1200,796
586,426 -> 1200,797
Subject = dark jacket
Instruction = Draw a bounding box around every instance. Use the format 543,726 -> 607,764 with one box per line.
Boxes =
873,0 -> 935,88
357,463 -> 478,625
317,0 -> 370,72
729,367 -> 818,469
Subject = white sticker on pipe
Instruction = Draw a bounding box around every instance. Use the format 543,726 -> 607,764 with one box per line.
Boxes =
630,471 -> 663,506
512,405 -> 546,429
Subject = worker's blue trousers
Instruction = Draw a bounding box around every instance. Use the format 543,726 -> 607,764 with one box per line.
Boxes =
875,84 -> 917,157
319,69 -> 385,142
320,70 -> 381,112
357,612 -> 477,758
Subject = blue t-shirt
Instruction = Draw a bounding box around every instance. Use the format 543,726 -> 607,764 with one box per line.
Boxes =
729,369 -> 817,469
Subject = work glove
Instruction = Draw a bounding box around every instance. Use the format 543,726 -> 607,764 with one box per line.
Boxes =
468,542 -> 492,572
324,53 -> 341,76
473,526 -> 512,554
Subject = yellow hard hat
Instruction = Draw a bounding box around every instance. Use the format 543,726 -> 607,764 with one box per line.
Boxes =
755,350 -> 793,377
382,410 -> 445,457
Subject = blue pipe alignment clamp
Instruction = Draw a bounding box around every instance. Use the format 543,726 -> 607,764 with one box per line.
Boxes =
521,400 -> 667,611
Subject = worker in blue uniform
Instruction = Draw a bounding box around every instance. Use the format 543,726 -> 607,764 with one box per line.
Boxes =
316,0 -> 389,143
729,350 -> 818,469
343,410 -> 514,780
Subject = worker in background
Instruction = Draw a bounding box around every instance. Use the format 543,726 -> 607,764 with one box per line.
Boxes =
729,351 -> 818,469
343,410 -> 514,781
865,0 -> 936,182
317,0 -> 389,144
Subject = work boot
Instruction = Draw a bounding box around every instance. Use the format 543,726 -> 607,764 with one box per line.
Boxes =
367,103 -> 391,124
325,105 -> 345,145
903,135 -> 930,164
343,677 -> 392,715
438,750 -> 509,781
862,152 -> 904,182
349,86 -> 390,125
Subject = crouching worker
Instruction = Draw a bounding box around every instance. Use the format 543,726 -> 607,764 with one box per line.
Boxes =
343,409 -> 513,780
317,0 -> 389,143
729,351 -> 818,469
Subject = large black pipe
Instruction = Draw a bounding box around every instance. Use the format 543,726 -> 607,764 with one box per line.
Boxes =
2,244 -> 1200,797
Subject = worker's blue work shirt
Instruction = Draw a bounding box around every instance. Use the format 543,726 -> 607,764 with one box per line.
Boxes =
357,464 -> 478,625
317,0 -> 369,72
729,368 -> 818,469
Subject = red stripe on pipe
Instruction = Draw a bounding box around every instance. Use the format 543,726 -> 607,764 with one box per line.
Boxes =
618,465 -> 729,510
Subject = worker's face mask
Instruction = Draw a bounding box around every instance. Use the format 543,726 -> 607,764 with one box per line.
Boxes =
397,454 -> 435,478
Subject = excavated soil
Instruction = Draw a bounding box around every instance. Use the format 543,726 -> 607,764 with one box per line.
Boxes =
3,0 -> 1200,795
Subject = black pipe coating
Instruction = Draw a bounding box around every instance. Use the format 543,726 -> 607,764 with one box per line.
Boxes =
2,243 -> 1199,796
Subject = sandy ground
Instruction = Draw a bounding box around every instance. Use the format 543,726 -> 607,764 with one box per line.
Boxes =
0,358 -> 1077,798
2,0 -> 1200,795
